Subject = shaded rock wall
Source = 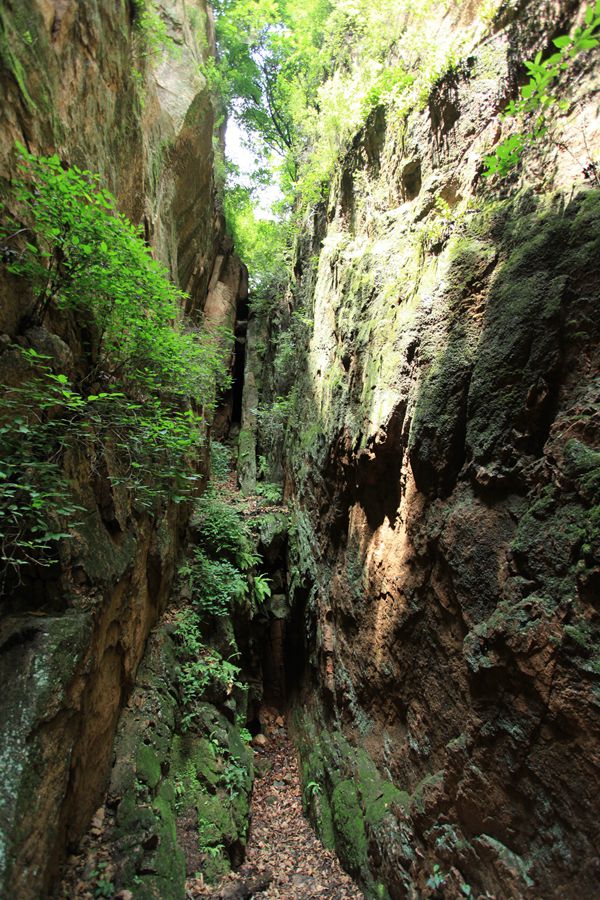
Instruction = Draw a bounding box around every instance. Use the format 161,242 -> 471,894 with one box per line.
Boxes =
80,621 -> 253,899
259,1 -> 600,897
0,2 -> 244,896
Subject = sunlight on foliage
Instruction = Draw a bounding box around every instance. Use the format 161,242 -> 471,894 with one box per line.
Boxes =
484,1 -> 600,177
223,184 -> 289,308
214,0 -> 462,216
132,0 -> 178,59
0,147 -> 232,577
5,145 -> 229,398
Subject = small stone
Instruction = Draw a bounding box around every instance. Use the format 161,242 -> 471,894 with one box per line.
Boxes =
252,733 -> 268,747
90,807 -> 105,833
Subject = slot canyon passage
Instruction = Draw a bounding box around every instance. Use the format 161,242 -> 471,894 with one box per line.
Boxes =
1,0 -> 600,898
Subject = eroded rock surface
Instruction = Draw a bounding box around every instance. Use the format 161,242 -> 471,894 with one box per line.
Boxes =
0,2 -> 246,897
245,2 -> 600,896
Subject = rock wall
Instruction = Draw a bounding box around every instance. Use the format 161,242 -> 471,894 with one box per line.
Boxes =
255,1 -> 600,897
0,2 -> 244,896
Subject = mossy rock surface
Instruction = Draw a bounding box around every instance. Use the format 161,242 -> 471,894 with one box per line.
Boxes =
292,711 -> 418,898
96,627 -> 253,895
331,780 -> 370,876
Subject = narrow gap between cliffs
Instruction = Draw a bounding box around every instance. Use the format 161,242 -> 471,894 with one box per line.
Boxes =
185,302 -> 365,899
59,272 -> 363,900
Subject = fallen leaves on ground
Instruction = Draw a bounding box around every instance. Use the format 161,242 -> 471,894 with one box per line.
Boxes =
189,721 -> 364,900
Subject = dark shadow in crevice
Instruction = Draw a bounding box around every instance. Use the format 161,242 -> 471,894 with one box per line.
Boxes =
231,292 -> 250,427
283,585 -> 309,709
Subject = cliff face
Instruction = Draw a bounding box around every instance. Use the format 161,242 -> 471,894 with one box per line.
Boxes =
0,3 -> 243,896
250,2 -> 600,896
0,0 -> 223,315
2,1 -> 599,897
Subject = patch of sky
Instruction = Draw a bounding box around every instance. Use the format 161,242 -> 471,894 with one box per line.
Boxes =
225,107 -> 283,219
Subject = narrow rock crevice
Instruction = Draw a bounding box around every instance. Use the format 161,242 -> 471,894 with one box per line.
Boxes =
1,1 -> 600,899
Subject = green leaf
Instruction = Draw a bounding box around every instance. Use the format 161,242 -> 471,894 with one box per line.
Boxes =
553,35 -> 571,49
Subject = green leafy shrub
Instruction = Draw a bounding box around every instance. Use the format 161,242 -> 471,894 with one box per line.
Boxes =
132,0 -> 178,59
210,440 -> 232,481
238,726 -> 252,744
4,145 -> 231,398
255,482 -> 283,504
304,780 -> 322,799
173,609 -> 245,731
251,572 -> 272,605
0,148 -> 231,575
179,488 -> 274,620
0,348 -> 209,574
256,395 -> 294,452
221,757 -> 248,799
193,492 -> 257,568
179,548 -> 248,617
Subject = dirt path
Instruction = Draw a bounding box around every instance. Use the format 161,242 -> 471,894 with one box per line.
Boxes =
189,720 -> 364,900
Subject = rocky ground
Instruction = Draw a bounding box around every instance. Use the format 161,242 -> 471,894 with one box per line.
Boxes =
60,710 -> 363,900
190,712 -> 364,900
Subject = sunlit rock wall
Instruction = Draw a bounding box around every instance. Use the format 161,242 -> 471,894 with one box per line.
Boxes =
273,1 -> 600,896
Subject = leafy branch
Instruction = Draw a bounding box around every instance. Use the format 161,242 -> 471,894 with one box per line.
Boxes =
484,2 -> 600,178
0,147 -> 233,580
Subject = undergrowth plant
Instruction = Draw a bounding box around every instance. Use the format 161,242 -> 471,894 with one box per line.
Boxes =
179,547 -> 249,617
0,147 -> 232,577
3,145 -> 230,398
193,491 -> 258,568
210,440 -> 233,481
173,609 -> 245,732
254,482 -> 283,504
173,474 -> 274,729
180,488 -> 272,617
